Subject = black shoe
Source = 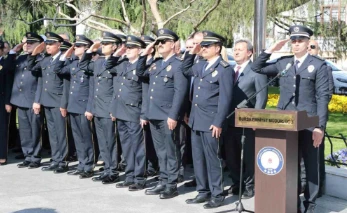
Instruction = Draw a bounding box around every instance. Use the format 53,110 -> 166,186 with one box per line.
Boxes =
227,184 -> 240,195
145,184 -> 165,195
159,186 -> 178,199
98,167 -> 104,172
17,161 -> 31,168
67,170 -> 83,175
92,173 -> 108,182
184,179 -> 197,187
28,162 -> 40,169
66,155 -> 77,162
129,183 -> 145,191
242,188 -> 254,199
15,154 -> 25,160
203,197 -> 224,209
102,175 -> 120,184
178,175 -> 184,183
186,195 -> 210,204
54,166 -> 69,174
12,148 -> 22,153
79,171 -> 94,179
0,161 -> 7,166
41,164 -> 58,171
116,181 -> 134,188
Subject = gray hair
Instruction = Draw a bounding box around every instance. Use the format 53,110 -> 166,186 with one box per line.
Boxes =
234,39 -> 253,53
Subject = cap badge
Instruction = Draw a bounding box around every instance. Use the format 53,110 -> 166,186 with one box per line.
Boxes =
294,27 -> 300,32
159,29 -> 164,35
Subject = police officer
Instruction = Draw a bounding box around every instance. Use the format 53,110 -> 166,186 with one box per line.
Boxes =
140,35 -> 159,177
251,25 -> 330,213
140,29 -> 188,199
182,31 -> 233,209
0,40 -> 14,165
224,39 -> 268,198
27,32 -> 69,173
8,33 -> 44,169
54,35 -> 95,179
108,35 -> 147,191
79,32 -> 121,184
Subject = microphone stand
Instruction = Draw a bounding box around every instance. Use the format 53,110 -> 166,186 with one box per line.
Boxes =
228,68 -> 288,213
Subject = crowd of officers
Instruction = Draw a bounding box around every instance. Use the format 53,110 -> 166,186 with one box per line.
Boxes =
0,25 -> 331,212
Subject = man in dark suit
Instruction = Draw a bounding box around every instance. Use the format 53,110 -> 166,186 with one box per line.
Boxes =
54,35 -> 95,179
0,40 -> 14,165
79,32 -> 122,184
8,33 -> 44,169
27,32 -> 69,173
251,25 -> 330,213
182,31 -> 234,209
224,39 -> 268,198
139,29 -> 189,199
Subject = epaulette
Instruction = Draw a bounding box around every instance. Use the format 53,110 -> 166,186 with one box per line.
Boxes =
176,56 -> 183,61
279,55 -> 293,60
220,60 -> 230,68
311,55 -> 325,61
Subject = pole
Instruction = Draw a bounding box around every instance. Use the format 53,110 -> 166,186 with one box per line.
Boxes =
253,0 -> 267,59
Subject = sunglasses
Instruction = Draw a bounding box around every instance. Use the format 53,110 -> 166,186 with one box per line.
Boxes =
26,41 -> 37,45
156,39 -> 172,45
310,45 -> 316,49
200,44 -> 214,48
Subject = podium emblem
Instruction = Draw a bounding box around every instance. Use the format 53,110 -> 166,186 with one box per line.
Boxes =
257,146 -> 284,176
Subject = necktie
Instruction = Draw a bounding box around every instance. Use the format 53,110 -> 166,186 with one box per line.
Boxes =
50,57 -> 54,64
234,65 -> 241,84
294,60 -> 300,74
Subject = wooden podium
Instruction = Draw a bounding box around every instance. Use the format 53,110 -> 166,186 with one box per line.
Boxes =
235,108 -> 319,213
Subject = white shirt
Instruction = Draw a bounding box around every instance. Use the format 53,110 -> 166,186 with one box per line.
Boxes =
234,60 -> 250,74
294,53 -> 309,68
51,51 -> 61,62
205,56 -> 220,71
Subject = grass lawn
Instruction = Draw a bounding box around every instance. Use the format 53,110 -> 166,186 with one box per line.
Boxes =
267,86 -> 347,159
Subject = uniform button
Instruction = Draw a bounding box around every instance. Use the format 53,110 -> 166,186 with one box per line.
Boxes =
74,81 -> 76,83
156,76 -> 158,78
198,87 -> 200,89
123,77 -> 126,79
72,86 -> 74,89
46,81 -> 48,83
195,104 -> 197,106
150,96 -> 153,99
119,89 -> 121,91
200,79 -> 202,81
292,101 -> 295,105
153,82 -> 156,85
293,85 -> 296,87
19,89 -> 22,92
99,77 -> 101,79
48,67 -> 50,69
98,83 -> 100,85
47,73 -> 49,76
70,92 -> 73,94
118,95 -> 120,98
45,88 -> 47,91
130,103 -> 133,106
151,89 -> 154,92
292,93 -> 295,96
24,67 -> 26,70
196,95 -> 198,97
22,74 -> 24,77
95,95 -> 97,98
293,76 -> 296,79
96,89 -> 98,91
20,82 -> 23,84
121,83 -> 123,85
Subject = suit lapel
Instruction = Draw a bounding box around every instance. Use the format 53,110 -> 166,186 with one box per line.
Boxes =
201,57 -> 221,78
236,62 -> 252,84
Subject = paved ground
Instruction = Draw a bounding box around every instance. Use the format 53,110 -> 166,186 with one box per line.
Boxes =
1,152 -> 347,213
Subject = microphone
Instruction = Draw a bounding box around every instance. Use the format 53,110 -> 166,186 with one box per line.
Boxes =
226,62 -> 293,119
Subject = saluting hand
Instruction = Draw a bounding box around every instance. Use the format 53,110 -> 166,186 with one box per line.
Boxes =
312,128 -> 324,148
64,45 -> 75,59
210,125 -> 222,139
167,117 -> 177,130
12,43 -> 25,53
32,42 -> 45,56
89,42 -> 101,52
113,45 -> 127,57
141,41 -> 156,56
33,103 -> 41,115
85,111 -> 93,121
266,39 -> 290,53
190,43 -> 201,55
